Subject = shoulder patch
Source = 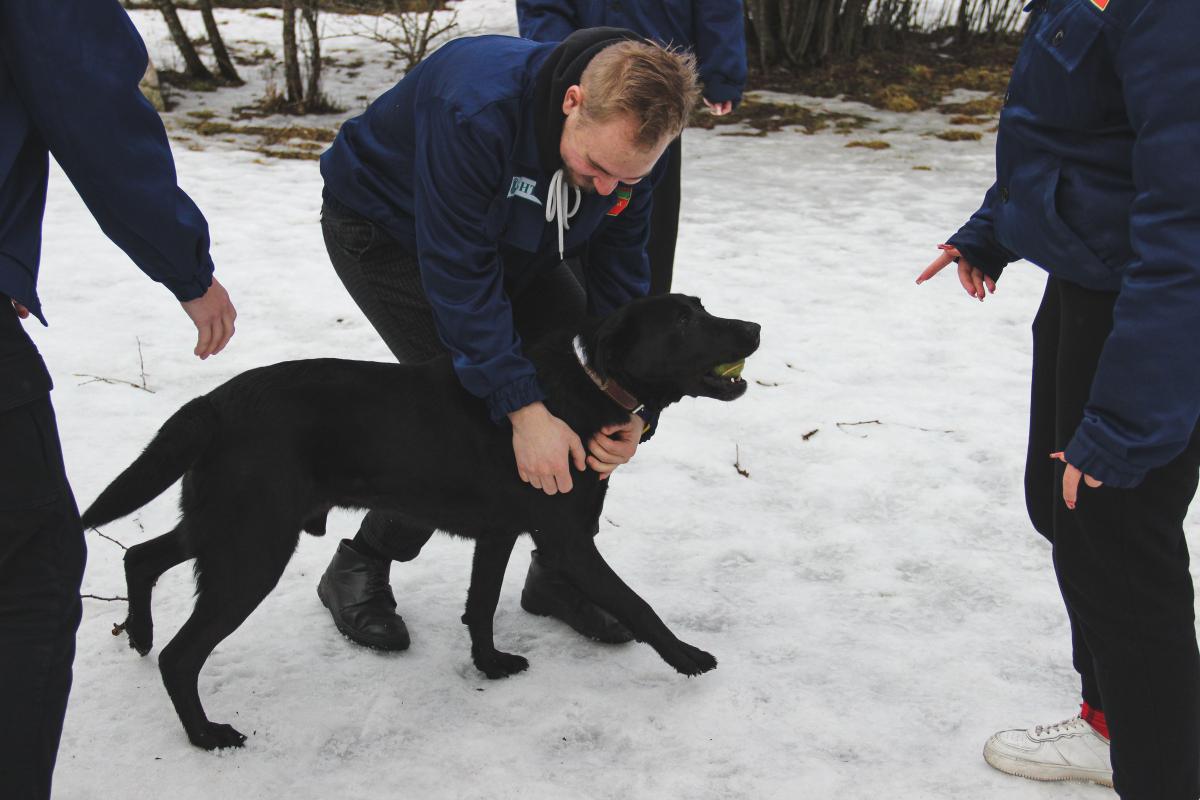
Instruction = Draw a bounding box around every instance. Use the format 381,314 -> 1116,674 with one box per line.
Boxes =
607,187 -> 632,217
508,176 -> 541,206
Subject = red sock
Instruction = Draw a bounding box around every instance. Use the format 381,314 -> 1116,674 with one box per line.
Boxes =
1081,702 -> 1110,739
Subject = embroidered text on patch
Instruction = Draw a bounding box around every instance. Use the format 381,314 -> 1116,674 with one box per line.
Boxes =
1089,0 -> 1108,9
508,176 -> 541,206
607,187 -> 632,216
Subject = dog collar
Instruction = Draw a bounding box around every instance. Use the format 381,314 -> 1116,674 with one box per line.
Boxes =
572,335 -> 644,416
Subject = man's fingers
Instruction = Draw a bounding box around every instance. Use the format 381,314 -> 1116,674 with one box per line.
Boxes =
11,300 -> 30,319
984,275 -> 997,294
1083,475 -> 1103,488
569,435 -> 587,472
194,322 -> 215,359
211,316 -> 235,356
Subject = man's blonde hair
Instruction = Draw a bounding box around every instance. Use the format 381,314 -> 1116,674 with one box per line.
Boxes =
579,40 -> 700,150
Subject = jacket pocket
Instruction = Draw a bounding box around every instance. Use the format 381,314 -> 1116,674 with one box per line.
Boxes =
330,217 -> 377,258
1040,165 -> 1118,288
1033,3 -> 1104,72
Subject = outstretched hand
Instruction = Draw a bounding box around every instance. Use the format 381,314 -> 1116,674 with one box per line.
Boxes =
916,244 -> 996,302
1050,451 -> 1103,510
180,275 -> 237,359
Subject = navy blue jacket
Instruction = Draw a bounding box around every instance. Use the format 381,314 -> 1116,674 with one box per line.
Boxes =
517,0 -> 746,105
948,0 -> 1200,488
321,35 -> 663,421
0,0 -> 216,327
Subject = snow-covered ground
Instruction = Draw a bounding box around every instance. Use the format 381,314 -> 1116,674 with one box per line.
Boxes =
27,3 -> 1172,798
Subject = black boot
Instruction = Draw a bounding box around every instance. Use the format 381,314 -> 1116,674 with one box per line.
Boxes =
317,539 -> 410,651
520,550 -> 634,643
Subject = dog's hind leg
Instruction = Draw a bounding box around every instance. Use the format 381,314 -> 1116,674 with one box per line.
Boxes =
157,522 -> 298,750
123,527 -> 191,656
461,533 -> 527,678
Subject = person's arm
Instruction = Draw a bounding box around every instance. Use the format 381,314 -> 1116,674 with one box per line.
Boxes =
516,0 -> 580,42
691,0 -> 748,108
413,101 -> 585,494
1061,0 -> 1200,489
945,183 -> 1017,284
0,0 -> 235,356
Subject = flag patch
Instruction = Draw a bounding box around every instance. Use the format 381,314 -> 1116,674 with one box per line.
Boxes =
1089,0 -> 1109,10
607,187 -> 632,217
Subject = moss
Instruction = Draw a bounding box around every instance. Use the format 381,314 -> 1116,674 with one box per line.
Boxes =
846,140 -> 891,150
935,129 -> 983,142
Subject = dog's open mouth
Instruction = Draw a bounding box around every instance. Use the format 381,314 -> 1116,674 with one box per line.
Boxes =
700,359 -> 749,399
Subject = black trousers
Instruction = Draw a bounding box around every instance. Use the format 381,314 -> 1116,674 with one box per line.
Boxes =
0,302 -> 87,800
646,135 -> 681,297
321,198 -> 590,561
1025,277 -> 1200,799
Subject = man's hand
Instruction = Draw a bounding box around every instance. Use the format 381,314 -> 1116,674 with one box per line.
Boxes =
1051,451 -> 1103,510
509,401 -> 587,495
10,299 -> 29,319
704,98 -> 733,116
916,244 -> 996,302
180,275 -> 237,360
587,413 -> 642,480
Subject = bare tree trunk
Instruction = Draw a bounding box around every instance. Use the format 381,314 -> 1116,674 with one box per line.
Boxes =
302,0 -> 321,103
155,0 -> 213,80
281,0 -> 303,103
837,0 -> 868,58
197,0 -> 242,84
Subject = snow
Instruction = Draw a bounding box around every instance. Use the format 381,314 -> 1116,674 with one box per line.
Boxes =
27,3 -> 1167,798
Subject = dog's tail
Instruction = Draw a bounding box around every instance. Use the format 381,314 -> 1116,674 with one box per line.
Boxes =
80,397 -> 218,529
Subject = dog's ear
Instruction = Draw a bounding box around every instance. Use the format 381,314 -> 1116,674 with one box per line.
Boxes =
591,305 -> 634,380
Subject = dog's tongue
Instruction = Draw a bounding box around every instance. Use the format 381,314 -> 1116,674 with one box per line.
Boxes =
711,360 -> 745,379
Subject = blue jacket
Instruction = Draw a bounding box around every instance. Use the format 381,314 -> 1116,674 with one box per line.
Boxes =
948,0 -> 1200,488
321,34 -> 664,422
0,0 -> 216,326
517,1 -> 746,105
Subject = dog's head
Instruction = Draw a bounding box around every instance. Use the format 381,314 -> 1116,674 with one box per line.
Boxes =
590,294 -> 761,407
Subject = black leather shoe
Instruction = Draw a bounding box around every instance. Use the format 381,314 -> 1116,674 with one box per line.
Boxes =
317,539 -> 410,651
520,550 -> 634,644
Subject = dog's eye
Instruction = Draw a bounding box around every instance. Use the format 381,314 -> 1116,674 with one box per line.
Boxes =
675,311 -> 690,327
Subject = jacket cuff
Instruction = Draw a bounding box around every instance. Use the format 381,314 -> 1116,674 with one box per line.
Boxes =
161,259 -> 215,303
945,234 -> 1008,283
1064,428 -> 1146,489
485,374 -> 546,423
700,77 -> 743,106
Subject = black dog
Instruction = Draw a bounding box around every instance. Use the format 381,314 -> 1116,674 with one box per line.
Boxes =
81,294 -> 760,750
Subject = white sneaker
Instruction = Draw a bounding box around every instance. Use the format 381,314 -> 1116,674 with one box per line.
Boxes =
983,715 -> 1114,787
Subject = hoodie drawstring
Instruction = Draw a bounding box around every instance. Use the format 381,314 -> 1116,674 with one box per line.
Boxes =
545,168 -> 581,259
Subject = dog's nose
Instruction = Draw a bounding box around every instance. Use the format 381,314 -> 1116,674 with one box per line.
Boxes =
742,321 -> 761,349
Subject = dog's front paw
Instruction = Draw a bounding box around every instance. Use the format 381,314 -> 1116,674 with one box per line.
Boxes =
121,614 -> 153,656
473,649 -> 530,679
663,640 -> 717,677
187,720 -> 247,751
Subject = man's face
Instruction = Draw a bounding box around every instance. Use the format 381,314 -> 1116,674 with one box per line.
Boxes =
559,85 -> 669,196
